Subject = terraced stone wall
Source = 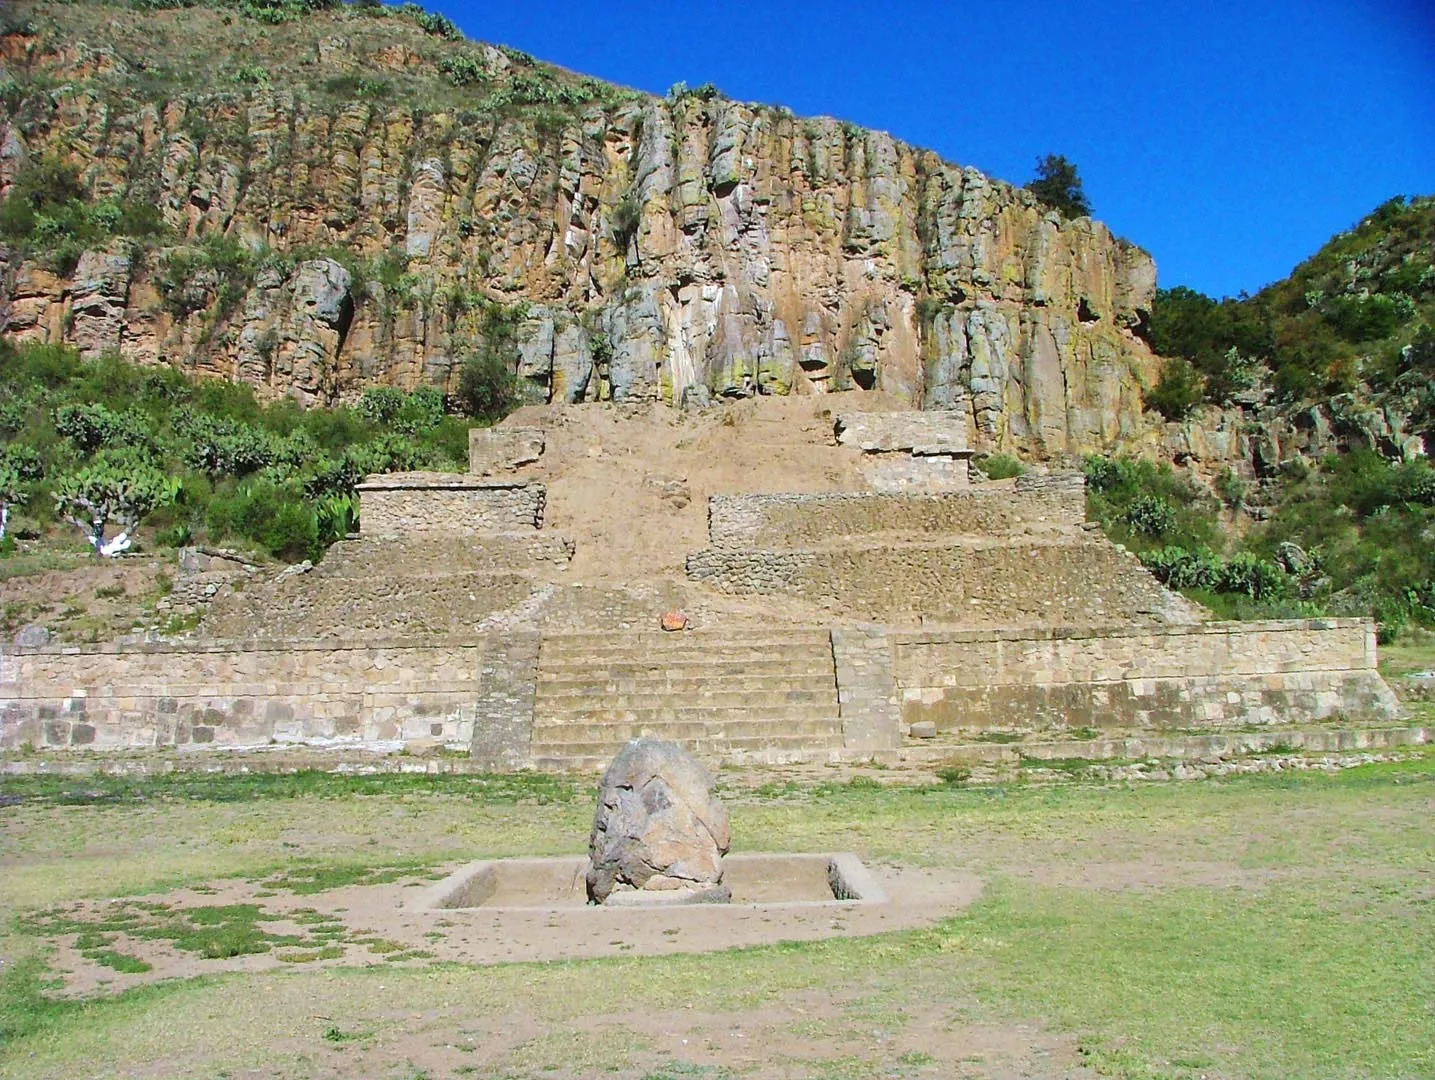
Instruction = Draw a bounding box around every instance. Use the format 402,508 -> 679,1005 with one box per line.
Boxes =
0,636 -> 537,762
0,619 -> 1404,763
707,478 -> 1086,548
356,475 -> 545,535
685,539 -> 1202,626
893,619 -> 1400,732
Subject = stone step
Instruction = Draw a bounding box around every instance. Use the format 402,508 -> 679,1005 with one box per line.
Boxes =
535,673 -> 836,698
537,656 -> 835,680
535,687 -> 836,711
529,731 -> 845,760
537,631 -> 833,657
533,702 -> 838,728
539,653 -> 836,674
531,732 -> 844,756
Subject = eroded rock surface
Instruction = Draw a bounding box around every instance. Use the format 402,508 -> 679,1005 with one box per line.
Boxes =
587,739 -> 731,904
1,5 -> 1162,459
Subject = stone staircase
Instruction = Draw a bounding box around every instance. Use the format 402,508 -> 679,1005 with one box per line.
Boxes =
529,629 -> 844,770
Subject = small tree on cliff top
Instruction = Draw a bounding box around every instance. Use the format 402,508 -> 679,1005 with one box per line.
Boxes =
1026,154 -> 1092,220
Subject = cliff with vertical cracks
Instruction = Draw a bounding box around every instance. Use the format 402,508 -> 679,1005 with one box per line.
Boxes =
0,2 -> 1162,457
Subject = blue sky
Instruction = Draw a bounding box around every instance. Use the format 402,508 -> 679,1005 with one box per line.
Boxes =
433,0 -> 1433,299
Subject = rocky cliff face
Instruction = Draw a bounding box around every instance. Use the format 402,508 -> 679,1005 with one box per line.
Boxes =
0,2 -> 1162,458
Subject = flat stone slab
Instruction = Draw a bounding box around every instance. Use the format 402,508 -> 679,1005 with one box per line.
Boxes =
355,471 -> 533,491
835,412 -> 972,456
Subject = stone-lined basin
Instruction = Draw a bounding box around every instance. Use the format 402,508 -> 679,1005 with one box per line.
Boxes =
416,853 -> 887,912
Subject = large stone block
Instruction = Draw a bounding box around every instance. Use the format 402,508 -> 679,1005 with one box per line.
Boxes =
356,473 -> 545,534
468,427 -> 545,476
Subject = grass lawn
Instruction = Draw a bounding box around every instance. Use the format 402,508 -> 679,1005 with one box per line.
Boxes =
1,760 -> 1431,1079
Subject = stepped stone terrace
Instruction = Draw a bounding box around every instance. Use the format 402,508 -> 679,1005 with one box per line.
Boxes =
0,406 -> 1410,771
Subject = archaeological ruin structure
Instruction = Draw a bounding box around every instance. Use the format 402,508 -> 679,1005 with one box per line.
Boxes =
0,400 -> 1413,771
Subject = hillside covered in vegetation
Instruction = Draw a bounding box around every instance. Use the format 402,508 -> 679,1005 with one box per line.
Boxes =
0,337 -> 496,563
1146,195 -> 1434,429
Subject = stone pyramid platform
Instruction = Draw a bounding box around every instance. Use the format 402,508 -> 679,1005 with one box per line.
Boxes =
0,405 -> 1411,768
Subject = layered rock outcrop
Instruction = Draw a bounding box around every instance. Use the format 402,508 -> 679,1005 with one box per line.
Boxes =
1,4 -> 1163,457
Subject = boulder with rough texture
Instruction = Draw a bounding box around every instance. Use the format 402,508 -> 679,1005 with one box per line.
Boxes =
587,739 -> 731,904
13,624 -> 51,647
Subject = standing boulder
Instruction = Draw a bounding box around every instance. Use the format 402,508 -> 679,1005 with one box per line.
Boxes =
586,739 -> 731,904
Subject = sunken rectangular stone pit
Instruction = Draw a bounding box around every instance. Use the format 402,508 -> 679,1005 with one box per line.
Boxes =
416,854 -> 886,911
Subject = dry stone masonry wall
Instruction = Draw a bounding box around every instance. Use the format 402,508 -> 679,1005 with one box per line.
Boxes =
0,619 -> 1401,762
690,469 -> 1199,627
685,539 -> 1204,627
893,619 -> 1401,733
707,479 -> 1086,548
356,474 -> 545,535
0,637 -> 525,753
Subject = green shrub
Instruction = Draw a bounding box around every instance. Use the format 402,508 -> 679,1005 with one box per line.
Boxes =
315,493 -> 357,546
398,3 -> 461,38
457,353 -> 517,422
1146,357 -> 1205,421
0,443 -> 45,482
440,54 -> 486,87
974,453 -> 1024,480
0,157 -> 168,276
1141,546 -> 1222,591
0,341 -> 486,561
357,387 -> 406,426
610,189 -> 641,252
1122,494 -> 1178,539
1216,467 -> 1247,510
208,482 -> 316,561
53,403 -> 154,454
230,0 -> 341,24
157,234 -> 259,319
177,413 -> 277,477
1216,552 -> 1290,600
1322,292 -> 1412,343
1083,454 -> 1219,554
232,64 -> 270,86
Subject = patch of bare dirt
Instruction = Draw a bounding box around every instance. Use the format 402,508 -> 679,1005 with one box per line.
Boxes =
38,860 -> 981,998
506,392 -> 908,584
0,553 -> 174,643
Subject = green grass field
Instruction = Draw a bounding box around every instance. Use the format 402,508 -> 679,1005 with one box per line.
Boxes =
2,760 -> 1432,1079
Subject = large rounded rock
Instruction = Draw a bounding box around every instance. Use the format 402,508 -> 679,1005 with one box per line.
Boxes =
586,739 -> 731,904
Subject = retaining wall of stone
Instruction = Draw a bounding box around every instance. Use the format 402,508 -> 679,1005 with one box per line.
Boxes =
0,619 -> 1400,762
708,479 -> 1086,548
892,619 -> 1401,732
356,474 -> 544,535
0,636 -> 532,756
685,538 -> 1203,626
